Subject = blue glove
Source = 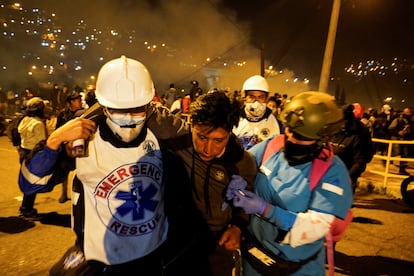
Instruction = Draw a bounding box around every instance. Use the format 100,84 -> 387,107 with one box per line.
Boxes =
226,175 -> 248,200
232,190 -> 267,215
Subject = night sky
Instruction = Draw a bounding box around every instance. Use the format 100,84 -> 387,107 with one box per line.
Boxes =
2,0 -> 414,108
223,0 -> 414,79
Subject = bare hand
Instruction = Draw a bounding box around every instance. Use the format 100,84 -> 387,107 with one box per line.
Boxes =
218,225 -> 241,251
47,118 -> 96,150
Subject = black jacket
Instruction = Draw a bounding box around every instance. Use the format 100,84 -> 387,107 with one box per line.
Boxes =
331,118 -> 374,183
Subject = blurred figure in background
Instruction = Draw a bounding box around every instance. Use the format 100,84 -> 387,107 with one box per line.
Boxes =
163,83 -> 178,109
84,86 -> 97,108
20,88 -> 36,112
182,93 -> 191,113
170,95 -> 183,114
55,90 -> 85,203
6,90 -> 17,115
56,85 -> 70,112
233,75 -> 280,149
17,97 -> 47,218
388,107 -> 414,175
190,80 -> 203,101
331,103 -> 374,193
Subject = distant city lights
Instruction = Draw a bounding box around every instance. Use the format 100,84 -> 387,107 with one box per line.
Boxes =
0,1 -> 412,97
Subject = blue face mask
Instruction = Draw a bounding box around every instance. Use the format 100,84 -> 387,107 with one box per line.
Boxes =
107,112 -> 146,127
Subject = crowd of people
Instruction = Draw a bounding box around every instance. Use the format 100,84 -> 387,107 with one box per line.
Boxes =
0,54 -> 412,275
0,83 -> 97,217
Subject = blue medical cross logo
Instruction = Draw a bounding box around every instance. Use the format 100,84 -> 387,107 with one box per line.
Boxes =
115,180 -> 158,220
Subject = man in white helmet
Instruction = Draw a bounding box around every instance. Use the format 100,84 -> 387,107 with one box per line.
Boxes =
18,56 -> 191,275
233,75 -> 280,149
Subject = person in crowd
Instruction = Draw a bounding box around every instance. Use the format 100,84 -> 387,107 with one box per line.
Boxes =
182,93 -> 191,113
267,95 -> 284,134
0,87 -> 6,135
0,87 -> 6,115
56,90 -> 85,127
190,80 -> 203,101
166,91 -> 257,275
372,105 -> 394,159
227,91 -> 353,276
17,97 -> 47,218
280,93 -> 289,109
54,90 -> 85,203
331,103 -> 374,193
18,56 -> 189,275
50,83 -> 60,111
169,95 -> 183,114
6,89 -> 17,115
380,103 -> 393,122
360,112 -> 373,135
84,88 -> 97,108
388,107 -> 414,175
266,96 -> 279,117
163,83 -> 178,109
20,88 -> 36,112
233,75 -> 280,149
352,102 -> 372,134
152,89 -> 164,105
55,84 -> 70,112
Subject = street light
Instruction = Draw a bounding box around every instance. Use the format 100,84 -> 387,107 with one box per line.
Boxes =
318,0 -> 341,93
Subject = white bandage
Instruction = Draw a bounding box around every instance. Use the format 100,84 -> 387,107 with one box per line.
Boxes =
281,210 -> 334,247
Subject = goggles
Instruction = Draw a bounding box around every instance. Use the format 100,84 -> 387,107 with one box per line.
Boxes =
105,107 -> 146,127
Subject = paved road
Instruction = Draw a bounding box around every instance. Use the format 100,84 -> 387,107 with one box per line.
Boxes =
1,135 -> 414,275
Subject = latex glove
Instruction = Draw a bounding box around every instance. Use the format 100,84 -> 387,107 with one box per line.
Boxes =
232,190 -> 267,215
225,175 -> 248,200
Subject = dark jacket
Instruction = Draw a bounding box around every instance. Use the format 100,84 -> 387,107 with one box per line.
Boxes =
331,118 -> 374,184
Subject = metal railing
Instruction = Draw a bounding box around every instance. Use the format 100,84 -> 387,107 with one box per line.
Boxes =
180,113 -> 191,124
367,138 -> 414,189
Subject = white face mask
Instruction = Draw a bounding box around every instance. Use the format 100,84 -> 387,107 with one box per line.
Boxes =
245,101 -> 267,120
106,113 -> 146,142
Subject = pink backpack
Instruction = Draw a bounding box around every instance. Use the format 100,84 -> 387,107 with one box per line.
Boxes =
261,135 -> 353,276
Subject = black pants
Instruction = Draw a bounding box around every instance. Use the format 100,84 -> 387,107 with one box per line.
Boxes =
18,147 -> 37,212
20,193 -> 37,212
400,143 -> 413,171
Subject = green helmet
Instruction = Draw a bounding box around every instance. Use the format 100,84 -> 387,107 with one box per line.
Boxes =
280,91 -> 343,140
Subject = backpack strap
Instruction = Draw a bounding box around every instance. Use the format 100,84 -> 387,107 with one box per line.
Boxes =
260,135 -> 285,166
309,142 -> 334,190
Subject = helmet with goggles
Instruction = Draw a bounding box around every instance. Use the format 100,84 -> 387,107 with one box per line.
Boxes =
95,55 -> 155,109
280,91 -> 343,140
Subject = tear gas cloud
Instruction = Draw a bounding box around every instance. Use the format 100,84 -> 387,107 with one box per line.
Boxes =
23,0 -> 276,93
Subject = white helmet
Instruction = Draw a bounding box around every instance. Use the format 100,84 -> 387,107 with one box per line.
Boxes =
95,56 -> 155,109
242,75 -> 269,93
